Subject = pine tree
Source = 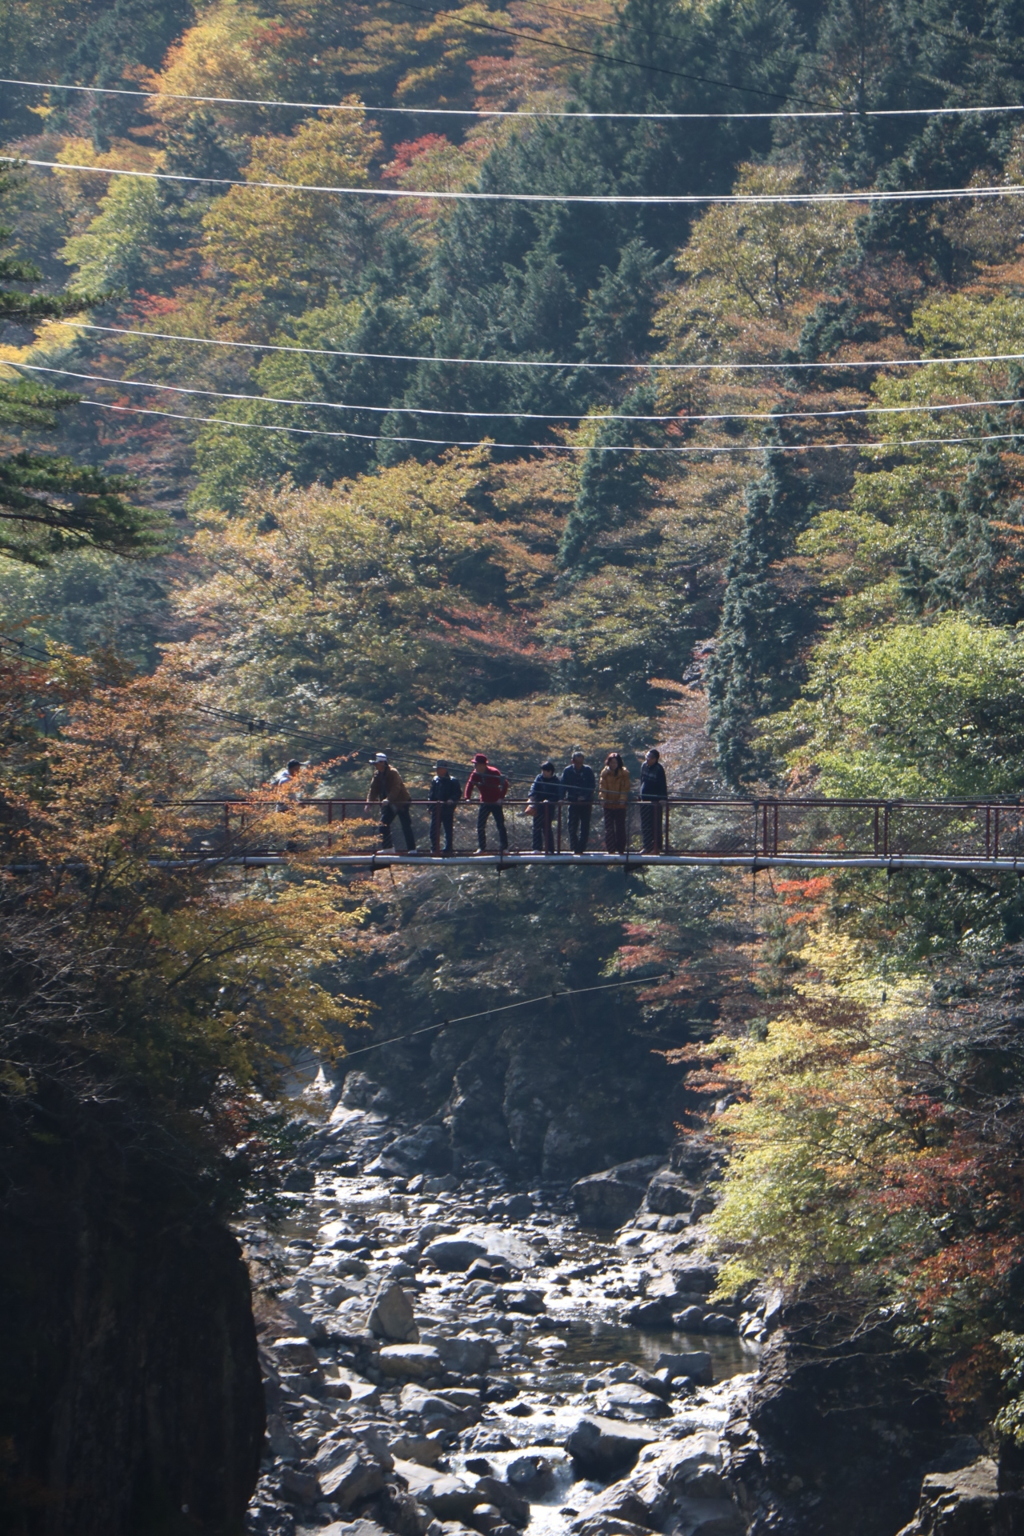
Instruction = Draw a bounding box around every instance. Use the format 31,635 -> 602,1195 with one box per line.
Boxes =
0,178 -> 164,565
706,431 -> 815,785
559,382 -> 664,572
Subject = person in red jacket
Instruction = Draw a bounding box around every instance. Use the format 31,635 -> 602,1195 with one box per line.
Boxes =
464,752 -> 510,853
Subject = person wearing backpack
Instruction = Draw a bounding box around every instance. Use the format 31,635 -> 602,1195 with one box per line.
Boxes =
465,753 -> 510,853
527,759 -> 562,853
638,747 -> 668,854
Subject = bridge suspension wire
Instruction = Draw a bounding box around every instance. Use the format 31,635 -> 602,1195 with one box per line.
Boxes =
6,74 -> 1024,122
75,397 -> 1024,456
11,359 -> 1024,427
62,321 -> 1024,374
8,155 -> 1024,206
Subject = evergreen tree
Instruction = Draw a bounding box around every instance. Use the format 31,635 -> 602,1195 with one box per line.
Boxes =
706,430 -> 815,785
559,382 -> 665,572
0,181 -> 164,565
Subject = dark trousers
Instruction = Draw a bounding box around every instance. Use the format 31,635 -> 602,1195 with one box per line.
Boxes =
567,801 -> 592,854
380,802 -> 416,851
640,800 -> 664,853
532,802 -> 557,852
604,806 -> 627,854
431,803 -> 455,853
477,803 -> 508,849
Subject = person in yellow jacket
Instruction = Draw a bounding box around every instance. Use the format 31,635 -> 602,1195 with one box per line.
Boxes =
599,752 -> 631,854
365,752 -> 417,852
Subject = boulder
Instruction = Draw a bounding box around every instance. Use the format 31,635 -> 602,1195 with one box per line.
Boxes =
280,1465 -> 322,1504
566,1416 -> 657,1477
668,1265 -> 718,1296
600,1383 -> 672,1421
572,1521 -> 654,1536
571,1486 -> 656,1531
423,1237 -> 489,1272
671,1498 -> 745,1535
655,1351 -> 713,1386
369,1281 -> 420,1343
570,1158 -> 665,1230
378,1344 -> 444,1379
644,1172 -> 695,1216
394,1461 -> 481,1521
432,1334 -> 494,1376
339,1523 -> 394,1536
311,1439 -> 387,1507
372,1124 -> 452,1176
507,1455 -> 555,1493
474,1475 -> 531,1527
896,1457 -> 1017,1535
501,1287 -> 546,1315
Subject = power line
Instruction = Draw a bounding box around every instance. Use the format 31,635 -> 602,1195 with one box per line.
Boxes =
340,972 -> 672,1061
8,154 -> 1024,204
79,396 -> 1024,454
63,321 -> 1024,374
387,0 -> 812,106
5,74 -> 1024,122
12,359 -> 1023,426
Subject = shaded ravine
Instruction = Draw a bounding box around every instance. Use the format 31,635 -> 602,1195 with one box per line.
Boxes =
241,1084 -> 764,1536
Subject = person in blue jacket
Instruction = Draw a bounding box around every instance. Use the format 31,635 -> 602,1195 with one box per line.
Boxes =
528,759 -> 562,853
429,760 -> 462,855
561,750 -> 596,854
639,747 -> 668,853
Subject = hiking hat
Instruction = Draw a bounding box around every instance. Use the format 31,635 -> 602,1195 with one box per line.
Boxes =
373,752 -> 388,763
473,753 -> 487,762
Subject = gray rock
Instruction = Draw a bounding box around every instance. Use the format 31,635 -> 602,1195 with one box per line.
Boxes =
311,1440 -> 387,1506
566,1415 -> 657,1477
423,1237 -> 489,1272
376,1124 -> 452,1175
266,1412 -> 301,1459
571,1485 -> 655,1532
432,1334 -> 494,1376
700,1313 -> 736,1336
644,1172 -> 695,1216
506,1455 -> 555,1492
571,1521 -> 654,1536
339,1523 -> 394,1536
669,1265 -> 718,1295
279,1466 -> 321,1505
655,1351 -> 713,1386
474,1475 -> 530,1528
266,1336 -> 321,1372
501,1287 -> 546,1315
673,1306 -> 706,1331
570,1158 -> 665,1230
378,1343 -> 444,1379
672,1498 -> 745,1536
394,1461 -> 481,1521
389,1434 -> 447,1467
896,1457 -> 1007,1535
369,1281 -> 420,1343
600,1383 -> 672,1420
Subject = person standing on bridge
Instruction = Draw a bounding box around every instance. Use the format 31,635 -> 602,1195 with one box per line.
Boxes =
528,759 -> 562,853
599,752 -> 631,854
429,760 -> 461,855
561,750 -> 596,854
639,747 -> 668,854
366,752 -> 417,853
465,752 -> 510,853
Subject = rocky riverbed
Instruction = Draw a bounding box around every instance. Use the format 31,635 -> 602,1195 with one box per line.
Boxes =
241,1073 -> 765,1536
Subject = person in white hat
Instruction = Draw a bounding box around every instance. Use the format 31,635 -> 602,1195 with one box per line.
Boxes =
365,752 -> 417,852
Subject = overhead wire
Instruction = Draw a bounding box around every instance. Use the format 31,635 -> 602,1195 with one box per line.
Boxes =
4,74 -> 1024,121
77,397 -> 1024,454
59,321 -> 1024,374
339,972 -> 672,1060
11,358 -> 1024,426
7,154 -> 1024,204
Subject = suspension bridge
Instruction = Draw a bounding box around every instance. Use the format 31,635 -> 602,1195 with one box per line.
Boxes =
158,796 -> 1024,873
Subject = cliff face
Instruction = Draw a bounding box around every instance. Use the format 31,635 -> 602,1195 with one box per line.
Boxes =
0,1095 -> 264,1536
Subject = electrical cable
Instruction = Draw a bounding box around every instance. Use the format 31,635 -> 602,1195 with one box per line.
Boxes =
339,971 -> 671,1060
77,395 -> 1024,453
8,154 -> 1024,204
6,74 -> 1024,121
386,0 -> 813,105
61,320 -> 1024,374
12,358 -> 1023,426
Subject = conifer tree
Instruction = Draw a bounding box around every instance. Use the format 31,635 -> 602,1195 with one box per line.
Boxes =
0,179 -> 164,565
559,382 -> 664,572
706,430 -> 815,785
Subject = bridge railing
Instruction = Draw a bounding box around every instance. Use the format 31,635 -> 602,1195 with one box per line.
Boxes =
168,796 -> 1024,862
